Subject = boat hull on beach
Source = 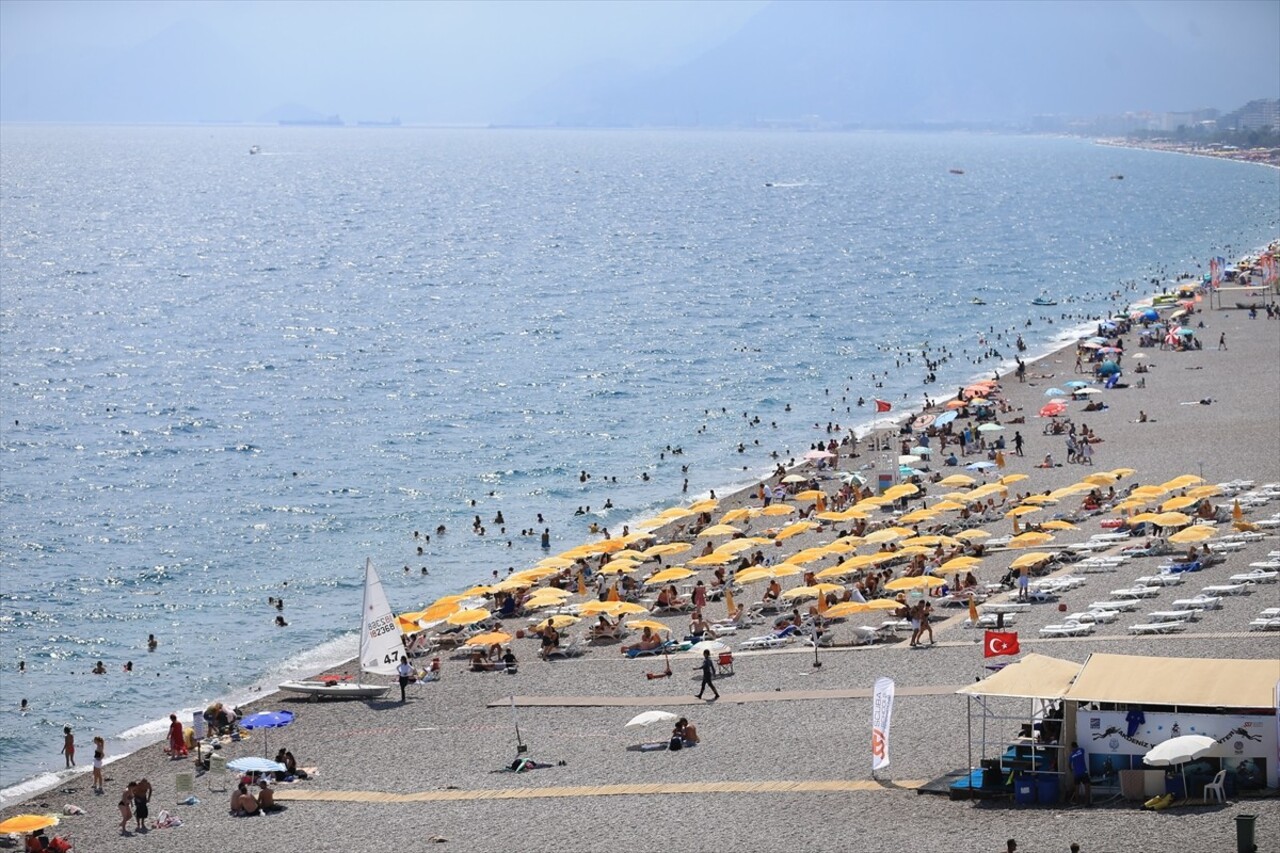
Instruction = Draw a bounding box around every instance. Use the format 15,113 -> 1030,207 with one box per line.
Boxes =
277,680 -> 389,700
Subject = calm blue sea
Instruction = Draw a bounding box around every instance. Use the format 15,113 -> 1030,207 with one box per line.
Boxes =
1,126 -> 1276,796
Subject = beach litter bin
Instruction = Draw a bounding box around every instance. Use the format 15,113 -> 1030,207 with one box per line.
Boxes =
1036,773 -> 1060,804
1014,774 -> 1037,805
1234,814 -> 1256,853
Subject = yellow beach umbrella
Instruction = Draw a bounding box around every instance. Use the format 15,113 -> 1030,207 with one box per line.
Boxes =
644,542 -> 691,557
1109,467 -> 1137,478
930,500 -> 967,512
535,557 -> 575,569
939,556 -> 982,572
781,583 -> 844,601
776,521 -> 818,540
465,630 -> 514,646
732,567 -> 773,584
1131,485 -> 1168,498
1163,475 -> 1205,490
624,619 -> 672,634
863,598 -> 907,611
0,815 -> 58,835
864,527 -> 911,544
898,509 -> 938,524
940,474 -> 976,487
1168,525 -> 1217,544
697,524 -> 742,537
1010,552 -> 1054,569
999,473 -> 1029,485
579,600 -> 622,616
1020,494 -> 1059,505
1161,495 -> 1198,512
598,561 -> 639,575
1007,532 -> 1055,549
719,508 -> 754,524
659,507 -> 697,519
532,616 -> 580,632
1128,511 -> 1161,524
883,483 -> 920,500
689,552 -> 737,567
446,608 -> 492,626
1006,506 -> 1042,517
609,549 -> 649,561
397,615 -> 424,633
884,575 -> 945,591
688,499 -> 719,512
1185,485 -> 1222,499
1040,520 -> 1078,531
955,529 -> 992,541
760,504 -> 797,516
644,567 -> 696,585
1083,472 -> 1119,486
714,539 -> 759,556
782,547 -> 832,566
794,489 -> 826,501
1152,511 -> 1192,528
822,601 -> 874,619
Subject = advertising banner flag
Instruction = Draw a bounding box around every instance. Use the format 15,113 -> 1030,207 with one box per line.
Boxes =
871,676 -> 895,773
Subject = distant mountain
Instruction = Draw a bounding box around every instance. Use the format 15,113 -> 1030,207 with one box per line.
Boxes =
517,0 -> 1280,128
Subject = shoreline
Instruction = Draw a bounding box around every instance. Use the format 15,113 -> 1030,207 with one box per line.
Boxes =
5,241 -> 1277,811
5,245 -> 1274,835
1096,137 -> 1280,169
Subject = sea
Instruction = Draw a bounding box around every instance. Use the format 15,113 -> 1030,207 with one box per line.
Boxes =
1,125 -> 1276,800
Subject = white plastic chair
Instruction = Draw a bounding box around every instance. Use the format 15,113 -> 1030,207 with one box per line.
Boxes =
1202,769 -> 1226,803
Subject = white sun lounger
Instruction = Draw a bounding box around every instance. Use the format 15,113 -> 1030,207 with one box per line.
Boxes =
1065,610 -> 1117,624
1201,584 -> 1249,596
964,613 -> 1018,629
1110,587 -> 1161,599
1207,540 -> 1247,552
1129,622 -> 1185,635
1040,623 -> 1094,637
739,634 -> 795,650
988,602 -> 1031,614
1148,610 -> 1197,623
1258,608 -> 1280,618
1135,575 -> 1183,587
1171,596 -> 1223,610
1247,561 -> 1280,570
1231,571 -> 1279,584
1248,618 -> 1280,631
1088,600 -> 1139,612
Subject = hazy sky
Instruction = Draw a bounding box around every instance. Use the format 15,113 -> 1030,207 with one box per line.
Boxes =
1,0 -> 1275,125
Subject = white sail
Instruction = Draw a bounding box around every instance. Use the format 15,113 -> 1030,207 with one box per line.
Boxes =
358,558 -> 404,676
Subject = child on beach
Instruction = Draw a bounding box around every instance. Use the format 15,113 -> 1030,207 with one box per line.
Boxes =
92,736 -> 105,792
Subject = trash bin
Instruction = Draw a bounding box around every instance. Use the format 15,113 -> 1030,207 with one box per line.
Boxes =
1036,772 -> 1060,804
1235,814 -> 1256,853
1014,774 -> 1037,805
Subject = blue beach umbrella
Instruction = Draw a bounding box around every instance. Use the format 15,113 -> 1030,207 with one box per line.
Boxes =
1064,381 -> 1089,389
933,411 -> 958,427
1141,308 -> 1159,322
1098,361 -> 1120,376
1044,388 -> 1067,397
966,461 -> 996,471
240,709 -> 295,756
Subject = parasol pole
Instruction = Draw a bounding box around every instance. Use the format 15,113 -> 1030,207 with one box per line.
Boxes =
508,694 -> 527,755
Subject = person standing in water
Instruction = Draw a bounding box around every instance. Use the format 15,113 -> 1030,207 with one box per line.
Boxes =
61,726 -> 75,768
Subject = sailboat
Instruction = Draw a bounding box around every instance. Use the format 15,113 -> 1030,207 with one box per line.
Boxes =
279,559 -> 402,699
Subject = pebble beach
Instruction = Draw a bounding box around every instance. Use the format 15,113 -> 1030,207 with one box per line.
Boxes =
4,285 -> 1279,853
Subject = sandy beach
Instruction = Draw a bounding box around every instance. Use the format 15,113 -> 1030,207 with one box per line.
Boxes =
4,285 -> 1279,853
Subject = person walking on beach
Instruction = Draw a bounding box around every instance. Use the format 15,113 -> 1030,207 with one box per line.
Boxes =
397,655 -> 413,702
61,726 -> 75,768
133,777 -> 151,831
1218,332 -> 1227,350
118,783 -> 133,834
1013,431 -> 1024,457
696,649 -> 719,700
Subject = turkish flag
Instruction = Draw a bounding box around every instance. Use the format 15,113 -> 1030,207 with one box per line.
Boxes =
874,399 -> 892,412
983,631 -> 1020,658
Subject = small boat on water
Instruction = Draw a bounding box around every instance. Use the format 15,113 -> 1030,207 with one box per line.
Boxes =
279,559 -> 398,700
1110,174 -> 1124,180
249,145 -> 260,155
1032,294 -> 1058,306
949,168 -> 965,175
970,297 -> 987,305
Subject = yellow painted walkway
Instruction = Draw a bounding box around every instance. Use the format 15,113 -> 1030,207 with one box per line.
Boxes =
276,778 -> 924,804
489,684 -> 960,709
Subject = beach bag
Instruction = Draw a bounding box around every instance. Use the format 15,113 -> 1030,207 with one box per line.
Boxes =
668,737 -> 682,751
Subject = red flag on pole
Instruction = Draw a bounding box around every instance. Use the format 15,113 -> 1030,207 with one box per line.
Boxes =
874,399 -> 892,413
983,631 -> 1020,658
